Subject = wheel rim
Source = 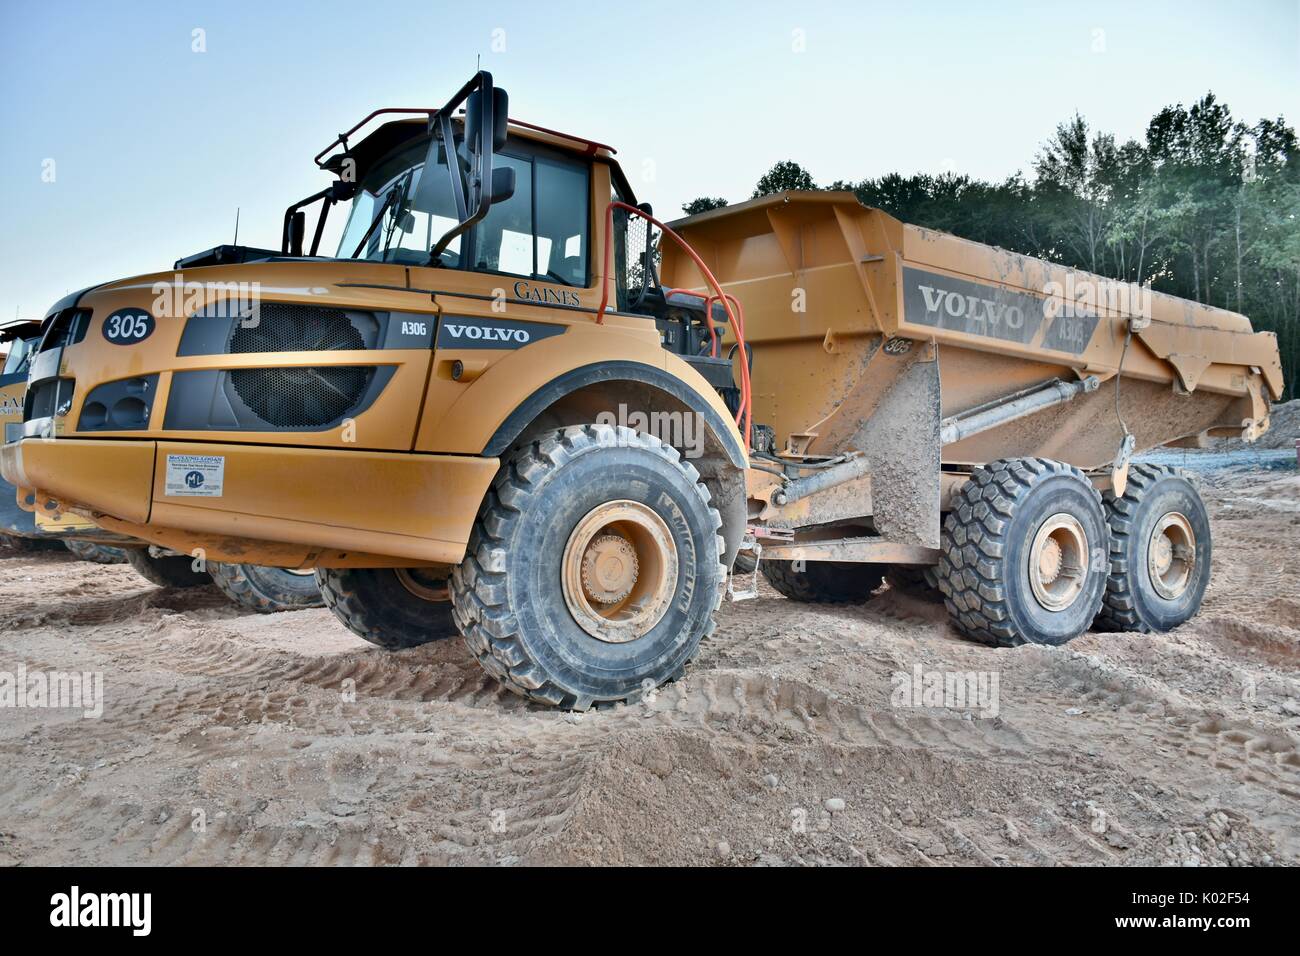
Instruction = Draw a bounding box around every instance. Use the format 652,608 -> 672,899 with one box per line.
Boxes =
562,500 -> 678,644
1028,513 -> 1089,611
1148,512 -> 1195,600
284,568 -> 315,577
395,567 -> 450,602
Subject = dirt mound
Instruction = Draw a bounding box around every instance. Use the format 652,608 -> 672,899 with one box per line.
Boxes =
1218,398 -> 1300,450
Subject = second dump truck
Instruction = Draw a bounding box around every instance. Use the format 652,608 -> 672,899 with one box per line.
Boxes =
1,73 -> 1283,707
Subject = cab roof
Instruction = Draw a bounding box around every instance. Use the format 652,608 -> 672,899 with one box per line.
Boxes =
318,112 -> 616,184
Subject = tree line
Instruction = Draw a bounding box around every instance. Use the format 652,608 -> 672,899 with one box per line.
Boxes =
683,94 -> 1299,400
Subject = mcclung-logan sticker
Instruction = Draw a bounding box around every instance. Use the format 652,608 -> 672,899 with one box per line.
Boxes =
165,454 -> 225,497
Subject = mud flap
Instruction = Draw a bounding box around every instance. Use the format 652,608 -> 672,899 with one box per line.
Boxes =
851,344 -> 942,549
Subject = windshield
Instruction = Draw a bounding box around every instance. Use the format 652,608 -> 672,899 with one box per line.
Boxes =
335,135 -> 591,287
337,138 -> 463,266
2,335 -> 36,376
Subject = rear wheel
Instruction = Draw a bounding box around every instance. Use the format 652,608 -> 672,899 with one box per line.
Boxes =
450,424 -> 725,709
124,549 -> 213,588
316,566 -> 457,649
208,563 -> 325,613
886,564 -> 942,602
1094,464 -> 1211,633
762,560 -> 886,603
937,457 -> 1109,647
62,539 -> 128,564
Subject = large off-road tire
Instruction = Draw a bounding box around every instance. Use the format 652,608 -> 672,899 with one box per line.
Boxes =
886,564 -> 943,602
450,424 -> 725,709
0,533 -> 40,552
62,539 -> 128,564
937,457 -> 1109,647
207,562 -> 325,613
124,549 -> 213,588
732,551 -> 757,574
316,566 -> 457,649
761,560 -> 887,603
1094,464 -> 1212,633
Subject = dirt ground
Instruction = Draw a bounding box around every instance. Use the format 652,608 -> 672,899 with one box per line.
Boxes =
1,454 -> 1297,867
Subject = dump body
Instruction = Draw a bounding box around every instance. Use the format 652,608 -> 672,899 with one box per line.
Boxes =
662,191 -> 1281,472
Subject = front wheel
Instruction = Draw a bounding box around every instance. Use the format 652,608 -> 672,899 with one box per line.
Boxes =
63,539 -> 128,564
207,563 -> 325,613
316,566 -> 457,649
451,424 -> 725,709
125,549 -> 213,588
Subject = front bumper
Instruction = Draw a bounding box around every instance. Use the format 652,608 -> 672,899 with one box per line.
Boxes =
1,438 -> 499,564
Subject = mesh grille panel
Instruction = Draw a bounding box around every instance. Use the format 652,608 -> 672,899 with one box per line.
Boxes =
230,365 -> 374,429
228,303 -> 365,354
226,304 -> 372,429
613,208 -> 661,311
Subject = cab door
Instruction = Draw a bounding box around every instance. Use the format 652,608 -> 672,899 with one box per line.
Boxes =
409,137 -> 603,452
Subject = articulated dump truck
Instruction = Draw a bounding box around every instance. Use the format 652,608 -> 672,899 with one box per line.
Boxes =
0,72 -> 1283,708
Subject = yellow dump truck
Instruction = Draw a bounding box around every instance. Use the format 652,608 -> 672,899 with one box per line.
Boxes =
0,72 -> 1282,707
2,320 -> 322,606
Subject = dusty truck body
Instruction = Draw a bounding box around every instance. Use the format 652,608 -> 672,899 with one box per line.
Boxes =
0,72 -> 1284,706
662,191 -> 1281,643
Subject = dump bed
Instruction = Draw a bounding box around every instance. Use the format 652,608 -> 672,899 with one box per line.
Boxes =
662,191 -> 1281,470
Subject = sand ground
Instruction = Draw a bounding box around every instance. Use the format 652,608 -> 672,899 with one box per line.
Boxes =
0,452 -> 1296,866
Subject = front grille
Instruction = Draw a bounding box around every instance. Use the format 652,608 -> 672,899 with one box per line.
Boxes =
229,303 -> 368,354
224,305 -> 375,428
229,365 -> 375,429
26,379 -> 74,420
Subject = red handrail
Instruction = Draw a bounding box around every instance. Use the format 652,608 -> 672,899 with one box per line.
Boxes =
598,201 -> 751,453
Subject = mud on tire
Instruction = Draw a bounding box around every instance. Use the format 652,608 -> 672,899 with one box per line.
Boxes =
208,562 -> 325,613
1094,464 -> 1212,633
62,539 -> 128,564
761,560 -> 886,603
124,549 -> 213,588
450,424 -> 725,710
937,457 -> 1109,647
316,566 -> 457,649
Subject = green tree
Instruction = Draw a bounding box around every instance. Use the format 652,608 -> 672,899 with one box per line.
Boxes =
753,161 -> 816,197
681,197 -> 728,216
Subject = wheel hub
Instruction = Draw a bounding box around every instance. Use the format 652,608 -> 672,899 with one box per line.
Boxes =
1028,513 -> 1088,612
581,534 -> 640,605
562,500 -> 678,644
1148,512 -> 1195,600
395,567 -> 451,602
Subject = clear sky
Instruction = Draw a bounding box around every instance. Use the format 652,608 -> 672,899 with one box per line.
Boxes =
1,0 -> 1296,319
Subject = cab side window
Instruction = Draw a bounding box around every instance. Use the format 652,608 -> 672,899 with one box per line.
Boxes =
472,142 -> 590,287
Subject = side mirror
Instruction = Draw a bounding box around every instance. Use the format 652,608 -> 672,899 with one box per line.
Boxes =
490,87 -> 509,152
287,211 -> 306,256
466,86 -> 510,156
490,166 -> 515,205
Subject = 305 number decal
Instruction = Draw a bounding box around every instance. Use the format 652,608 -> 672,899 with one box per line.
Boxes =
102,309 -> 156,345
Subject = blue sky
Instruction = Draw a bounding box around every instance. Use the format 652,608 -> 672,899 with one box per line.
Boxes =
1,0 -> 1296,319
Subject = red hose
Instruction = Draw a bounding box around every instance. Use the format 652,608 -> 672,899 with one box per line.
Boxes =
598,201 -> 751,452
